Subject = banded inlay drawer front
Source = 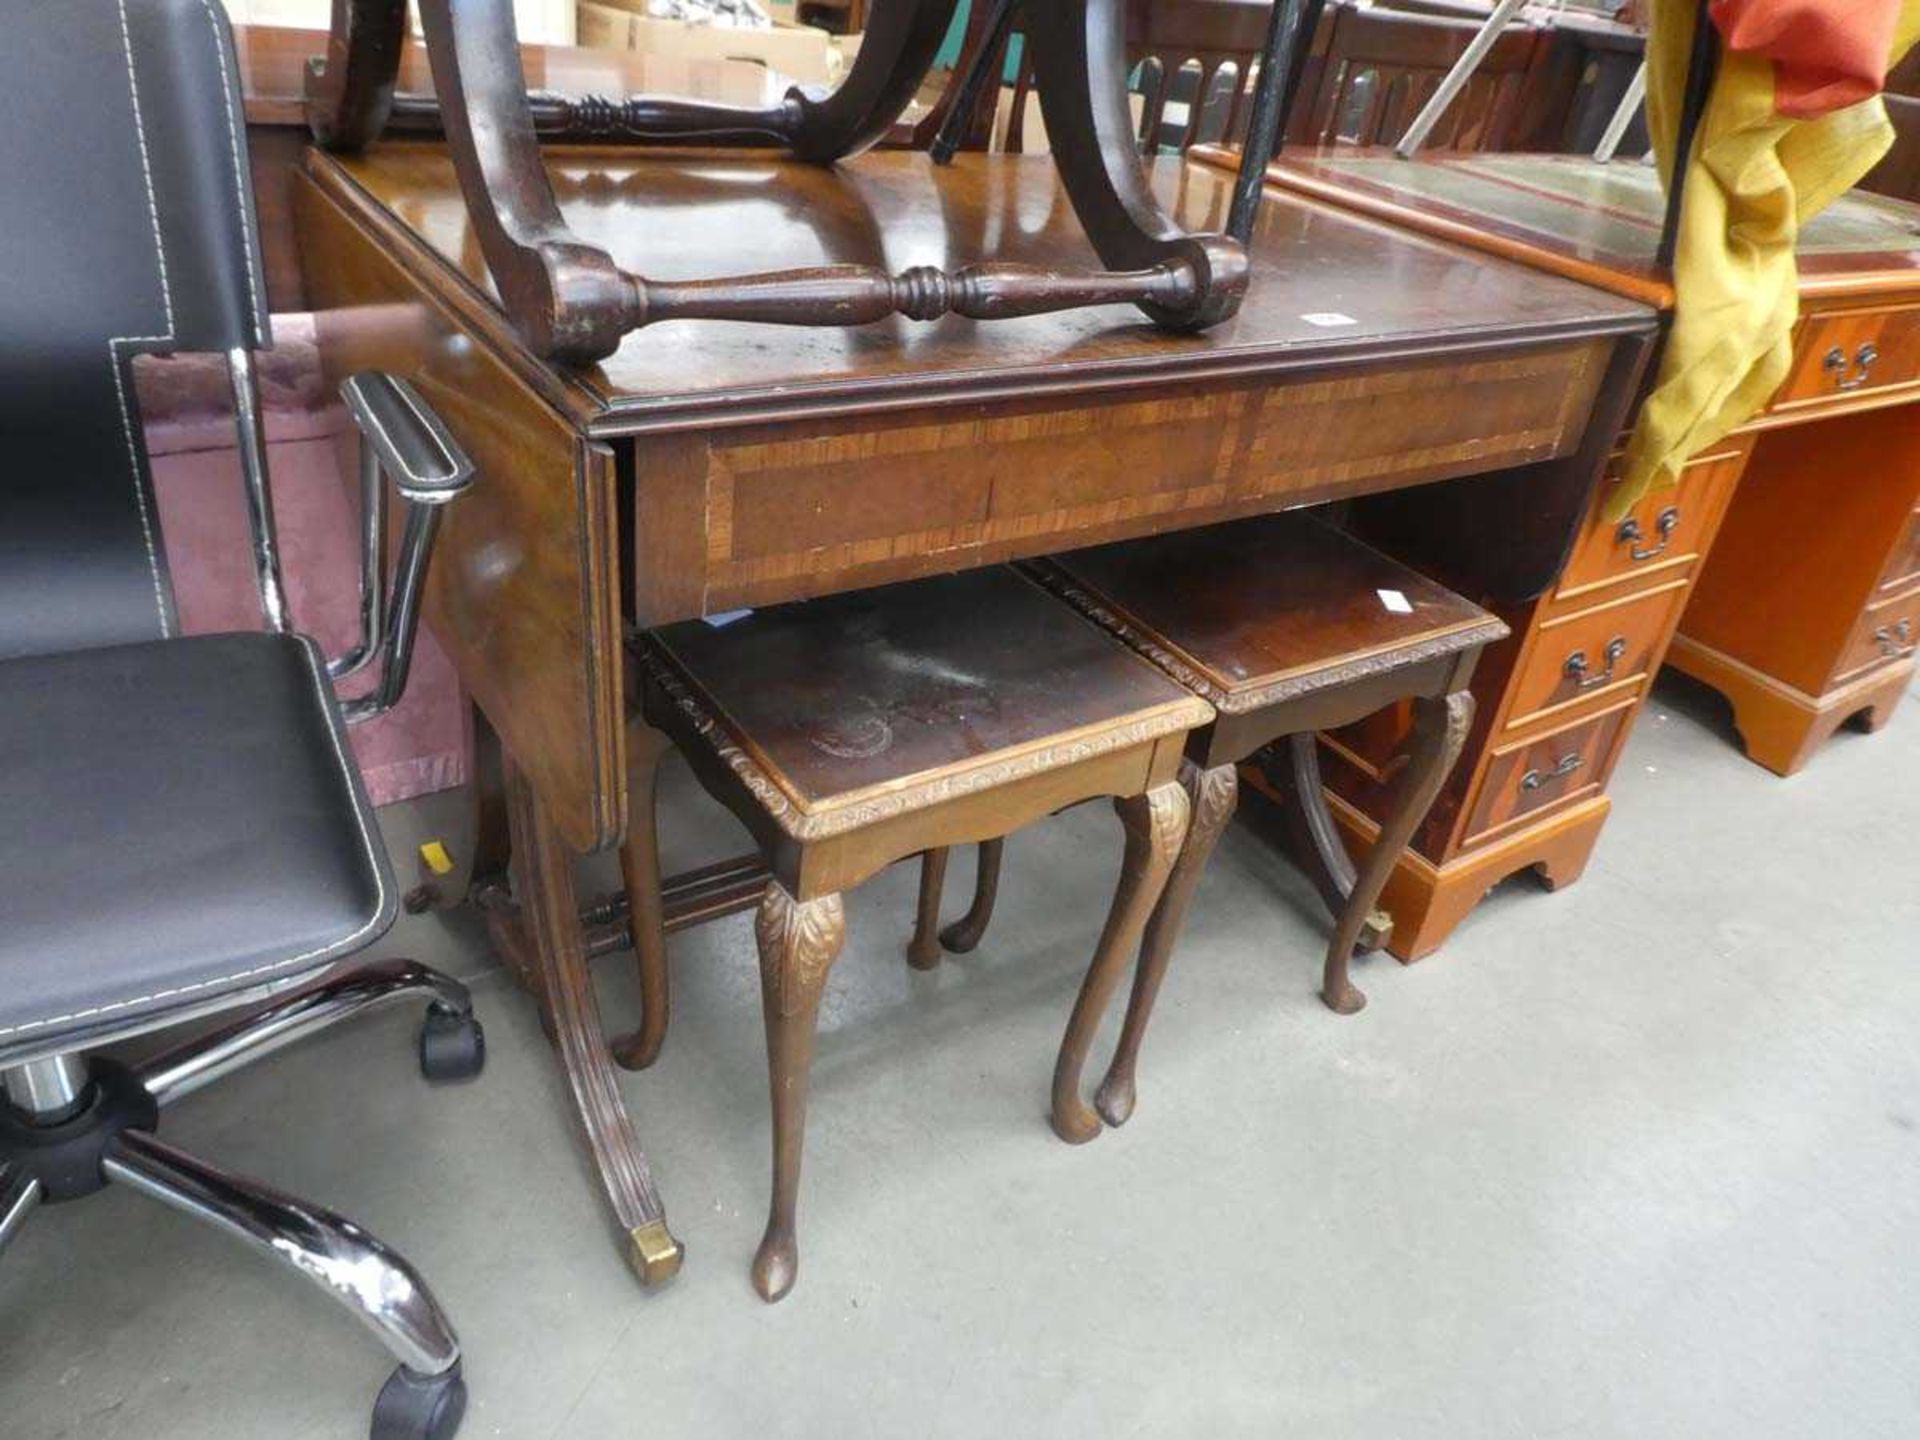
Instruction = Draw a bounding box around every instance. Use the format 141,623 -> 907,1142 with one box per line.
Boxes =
1775,303 -> 1920,413
1836,583 -> 1920,684
1507,579 -> 1689,730
631,339 -> 1611,623
1556,444 -> 1746,603
1463,698 -> 1634,849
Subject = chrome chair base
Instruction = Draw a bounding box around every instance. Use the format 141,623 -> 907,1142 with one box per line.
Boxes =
0,962 -> 482,1440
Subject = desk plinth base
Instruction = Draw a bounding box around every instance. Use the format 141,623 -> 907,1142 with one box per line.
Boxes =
1665,636 -> 1914,778
1322,792 -> 1611,963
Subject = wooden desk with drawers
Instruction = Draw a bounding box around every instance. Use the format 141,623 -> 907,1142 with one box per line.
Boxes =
291,141 -> 1652,1280
1206,148 -> 1920,959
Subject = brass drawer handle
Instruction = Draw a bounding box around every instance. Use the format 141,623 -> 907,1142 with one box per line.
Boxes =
1875,618 -> 1916,658
1824,341 -> 1879,392
1617,505 -> 1680,561
1564,635 -> 1628,690
1520,753 -> 1585,792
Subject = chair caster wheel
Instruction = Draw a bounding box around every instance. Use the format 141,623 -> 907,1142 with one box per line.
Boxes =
371,1362 -> 466,1440
418,1005 -> 486,1083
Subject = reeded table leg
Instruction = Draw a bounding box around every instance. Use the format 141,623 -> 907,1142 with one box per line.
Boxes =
1052,783 -> 1189,1145
505,762 -> 683,1286
752,883 -> 848,1303
1322,691 -> 1473,1015
1095,761 -> 1238,1127
612,721 -> 674,1070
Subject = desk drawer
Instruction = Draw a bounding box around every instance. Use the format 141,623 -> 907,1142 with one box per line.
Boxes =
1556,446 -> 1746,603
1880,509 -> 1920,594
1775,305 -> 1920,412
1836,584 -> 1920,683
1464,701 -> 1632,848
1507,579 -> 1688,729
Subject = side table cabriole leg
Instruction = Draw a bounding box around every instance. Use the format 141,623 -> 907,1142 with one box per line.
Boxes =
1051,783 -> 1190,1145
907,848 -> 950,972
504,761 -> 683,1285
1321,692 -> 1473,1015
1094,761 -> 1238,1128
752,884 -> 849,1304
941,836 -> 1004,954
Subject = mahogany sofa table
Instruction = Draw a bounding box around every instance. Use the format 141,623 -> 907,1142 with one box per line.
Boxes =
291,140 -> 1653,1285
1212,147 -> 1920,960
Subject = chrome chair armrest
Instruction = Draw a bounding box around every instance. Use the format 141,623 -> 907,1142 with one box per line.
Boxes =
332,374 -> 475,724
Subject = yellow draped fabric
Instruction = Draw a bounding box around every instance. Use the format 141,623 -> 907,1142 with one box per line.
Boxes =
1615,0 -> 1920,519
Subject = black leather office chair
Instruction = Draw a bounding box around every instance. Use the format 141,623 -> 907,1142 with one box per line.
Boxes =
1,3 -> 483,1436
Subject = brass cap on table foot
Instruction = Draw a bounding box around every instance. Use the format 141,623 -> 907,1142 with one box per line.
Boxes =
1357,909 -> 1394,955
627,1219 -> 685,1287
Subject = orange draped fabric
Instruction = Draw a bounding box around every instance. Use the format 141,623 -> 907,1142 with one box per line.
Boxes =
1710,0 -> 1905,117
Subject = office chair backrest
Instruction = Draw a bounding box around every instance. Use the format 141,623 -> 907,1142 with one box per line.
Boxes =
0,0 -> 271,662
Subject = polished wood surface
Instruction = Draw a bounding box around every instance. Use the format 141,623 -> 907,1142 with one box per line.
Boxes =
1242,149 -> 1920,307
293,136 -> 1654,1274
294,177 -> 627,855
309,144 -> 1644,424
648,569 -> 1198,815
1041,512 -> 1502,710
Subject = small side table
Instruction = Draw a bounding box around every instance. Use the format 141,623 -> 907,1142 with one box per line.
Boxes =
918,513 -> 1507,1041
628,568 -> 1212,1300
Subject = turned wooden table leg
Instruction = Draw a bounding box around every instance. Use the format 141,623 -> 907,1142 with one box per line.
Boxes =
907,848 -> 949,971
1322,692 -> 1473,1015
1277,732 -> 1392,954
1051,783 -> 1189,1145
942,837 -> 1004,954
504,761 -> 684,1286
752,883 -> 848,1303
612,721 -> 674,1070
1095,762 -> 1237,1127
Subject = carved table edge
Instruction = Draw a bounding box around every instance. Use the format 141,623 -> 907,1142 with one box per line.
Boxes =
633,639 -> 1213,842
1025,561 -> 1511,714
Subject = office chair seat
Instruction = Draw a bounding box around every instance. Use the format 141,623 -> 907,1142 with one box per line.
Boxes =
0,631 -> 393,1051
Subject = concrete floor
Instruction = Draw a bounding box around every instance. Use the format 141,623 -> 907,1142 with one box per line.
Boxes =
3,667 -> 1917,1440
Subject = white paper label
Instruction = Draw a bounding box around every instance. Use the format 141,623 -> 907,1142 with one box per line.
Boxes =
1301,311 -> 1358,328
1377,588 -> 1413,615
703,608 -> 754,628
